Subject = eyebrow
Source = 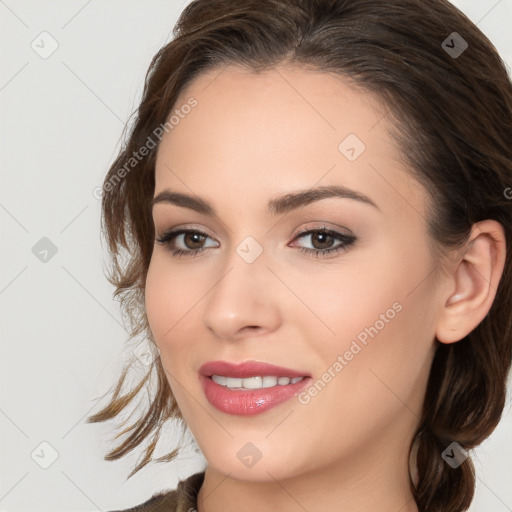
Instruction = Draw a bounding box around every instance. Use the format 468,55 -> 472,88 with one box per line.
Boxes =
152,185 -> 379,216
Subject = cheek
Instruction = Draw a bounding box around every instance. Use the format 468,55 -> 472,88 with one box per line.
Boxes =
144,257 -> 200,401
144,258 -> 171,340
295,296 -> 436,461
288,248 -> 409,349
298,236 -> 437,395
337,258 -> 436,402
144,254 -> 200,342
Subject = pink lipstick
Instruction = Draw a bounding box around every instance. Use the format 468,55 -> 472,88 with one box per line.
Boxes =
199,360 -> 311,416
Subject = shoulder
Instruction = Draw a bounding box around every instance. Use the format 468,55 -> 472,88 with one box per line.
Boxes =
107,490 -> 177,512
107,470 -> 205,512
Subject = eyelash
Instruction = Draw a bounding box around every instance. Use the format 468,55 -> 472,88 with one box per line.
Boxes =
155,226 -> 356,259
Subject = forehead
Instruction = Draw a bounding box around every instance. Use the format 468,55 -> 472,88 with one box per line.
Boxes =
168,64 -> 390,157
154,64 -> 428,223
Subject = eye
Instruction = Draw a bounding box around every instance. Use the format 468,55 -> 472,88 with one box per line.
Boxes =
155,228 -> 217,259
290,225 -> 356,258
155,225 -> 356,259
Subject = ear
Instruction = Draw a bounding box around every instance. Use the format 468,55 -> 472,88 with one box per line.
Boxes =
436,220 -> 507,344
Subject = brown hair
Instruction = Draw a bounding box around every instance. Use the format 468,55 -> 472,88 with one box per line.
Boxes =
87,1 -> 512,510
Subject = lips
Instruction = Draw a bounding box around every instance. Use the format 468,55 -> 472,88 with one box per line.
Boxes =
199,360 -> 311,379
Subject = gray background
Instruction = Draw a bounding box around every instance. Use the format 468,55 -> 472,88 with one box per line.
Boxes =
1,1 -> 511,510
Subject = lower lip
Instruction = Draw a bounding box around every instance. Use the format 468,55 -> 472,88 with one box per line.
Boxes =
200,375 -> 311,416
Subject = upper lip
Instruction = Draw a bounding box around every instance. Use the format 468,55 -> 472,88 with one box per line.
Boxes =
199,360 -> 311,379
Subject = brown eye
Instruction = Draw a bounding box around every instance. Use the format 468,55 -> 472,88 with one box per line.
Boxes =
181,231 -> 207,250
308,231 -> 337,250
156,229 -> 218,258
291,227 -> 356,258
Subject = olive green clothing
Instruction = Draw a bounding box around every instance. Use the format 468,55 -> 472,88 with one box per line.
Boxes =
109,471 -> 205,512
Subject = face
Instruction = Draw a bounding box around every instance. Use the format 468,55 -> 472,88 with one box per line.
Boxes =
145,64 -> 442,483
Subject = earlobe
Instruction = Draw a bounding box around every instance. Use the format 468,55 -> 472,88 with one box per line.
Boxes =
436,220 -> 506,344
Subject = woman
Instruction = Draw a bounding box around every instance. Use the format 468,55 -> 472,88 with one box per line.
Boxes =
88,0 -> 512,511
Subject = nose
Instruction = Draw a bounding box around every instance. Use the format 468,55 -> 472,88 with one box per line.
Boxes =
201,248 -> 282,341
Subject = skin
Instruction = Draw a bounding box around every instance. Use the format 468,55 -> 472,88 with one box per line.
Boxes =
145,64 -> 506,512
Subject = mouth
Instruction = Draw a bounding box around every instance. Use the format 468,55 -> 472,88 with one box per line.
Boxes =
198,360 -> 312,415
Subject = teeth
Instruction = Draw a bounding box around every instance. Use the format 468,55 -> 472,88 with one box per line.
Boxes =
211,375 -> 305,389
